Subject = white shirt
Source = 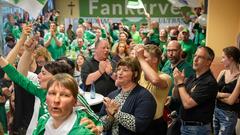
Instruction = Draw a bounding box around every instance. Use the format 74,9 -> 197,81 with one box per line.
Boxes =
44,111 -> 77,135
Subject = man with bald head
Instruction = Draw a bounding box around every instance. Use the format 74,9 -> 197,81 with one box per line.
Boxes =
162,40 -> 194,95
162,41 -> 194,134
70,27 -> 90,58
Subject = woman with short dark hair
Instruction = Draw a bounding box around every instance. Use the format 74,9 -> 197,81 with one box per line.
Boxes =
99,57 -> 156,135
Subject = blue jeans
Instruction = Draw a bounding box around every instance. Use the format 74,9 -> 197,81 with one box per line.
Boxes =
181,123 -> 211,135
213,107 -> 238,135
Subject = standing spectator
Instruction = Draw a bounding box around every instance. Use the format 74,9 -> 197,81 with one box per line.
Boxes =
159,29 -> 168,53
70,27 -> 90,58
145,13 -> 160,45
32,73 -> 95,135
44,22 -> 66,60
3,35 -> 16,57
179,28 -> 196,64
3,13 -> 21,40
213,46 -> 240,135
99,57 -> 157,135
130,24 -> 142,44
111,42 -> 129,64
162,41 -> 194,95
136,45 -> 172,135
81,39 -> 117,112
66,24 -> 75,43
74,54 -> 86,89
171,46 -> 218,135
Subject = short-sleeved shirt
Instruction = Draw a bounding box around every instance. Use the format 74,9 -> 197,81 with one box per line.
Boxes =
44,32 -> 66,60
180,70 -> 218,123
139,72 -> 172,119
179,40 -> 196,64
162,60 -> 195,95
130,31 -> 142,44
81,58 -> 117,97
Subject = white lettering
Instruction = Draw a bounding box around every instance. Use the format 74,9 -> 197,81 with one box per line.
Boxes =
101,4 -> 110,15
158,4 -> 169,15
125,0 -> 135,15
112,4 -> 122,15
89,0 -> 98,15
149,4 -> 157,15
171,5 -> 180,15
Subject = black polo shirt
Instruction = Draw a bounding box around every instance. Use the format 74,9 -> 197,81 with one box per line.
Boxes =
81,57 -> 117,97
180,70 -> 218,123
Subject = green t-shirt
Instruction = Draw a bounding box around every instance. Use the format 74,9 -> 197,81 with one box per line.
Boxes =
44,32 -> 66,60
130,31 -> 142,44
162,60 -> 195,95
179,39 -> 197,64
149,28 -> 160,45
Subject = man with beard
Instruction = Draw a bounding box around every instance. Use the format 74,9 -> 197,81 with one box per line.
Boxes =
162,41 -> 194,96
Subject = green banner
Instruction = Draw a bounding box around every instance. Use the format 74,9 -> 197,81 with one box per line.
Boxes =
79,0 -> 191,17
37,0 -> 47,5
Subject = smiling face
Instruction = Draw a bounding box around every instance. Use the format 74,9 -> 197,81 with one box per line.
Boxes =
76,55 -> 85,67
46,82 -> 76,121
221,52 -> 232,69
115,65 -> 134,87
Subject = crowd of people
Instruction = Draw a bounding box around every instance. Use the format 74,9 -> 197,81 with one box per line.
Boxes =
0,6 -> 239,135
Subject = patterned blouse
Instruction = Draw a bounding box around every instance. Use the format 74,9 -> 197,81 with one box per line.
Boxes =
101,90 -> 136,135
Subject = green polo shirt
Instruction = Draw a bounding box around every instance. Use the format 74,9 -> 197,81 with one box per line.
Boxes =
162,60 -> 195,95
44,32 -> 66,60
179,39 -> 197,64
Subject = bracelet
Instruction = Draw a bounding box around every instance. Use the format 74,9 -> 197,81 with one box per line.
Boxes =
177,83 -> 185,88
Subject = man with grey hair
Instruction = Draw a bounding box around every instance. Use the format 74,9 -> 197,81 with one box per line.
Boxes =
171,46 -> 218,135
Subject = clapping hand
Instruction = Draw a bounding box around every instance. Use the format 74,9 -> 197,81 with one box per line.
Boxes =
103,97 -> 120,116
173,68 -> 185,85
105,60 -> 113,75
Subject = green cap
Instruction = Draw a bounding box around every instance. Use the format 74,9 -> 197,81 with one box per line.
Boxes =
182,28 -> 189,33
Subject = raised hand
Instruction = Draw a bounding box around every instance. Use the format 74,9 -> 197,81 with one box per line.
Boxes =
103,97 -> 120,116
21,23 -> 32,39
99,61 -> 107,74
173,68 -> 185,85
24,36 -> 37,53
105,60 -> 113,75
135,45 -> 145,60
